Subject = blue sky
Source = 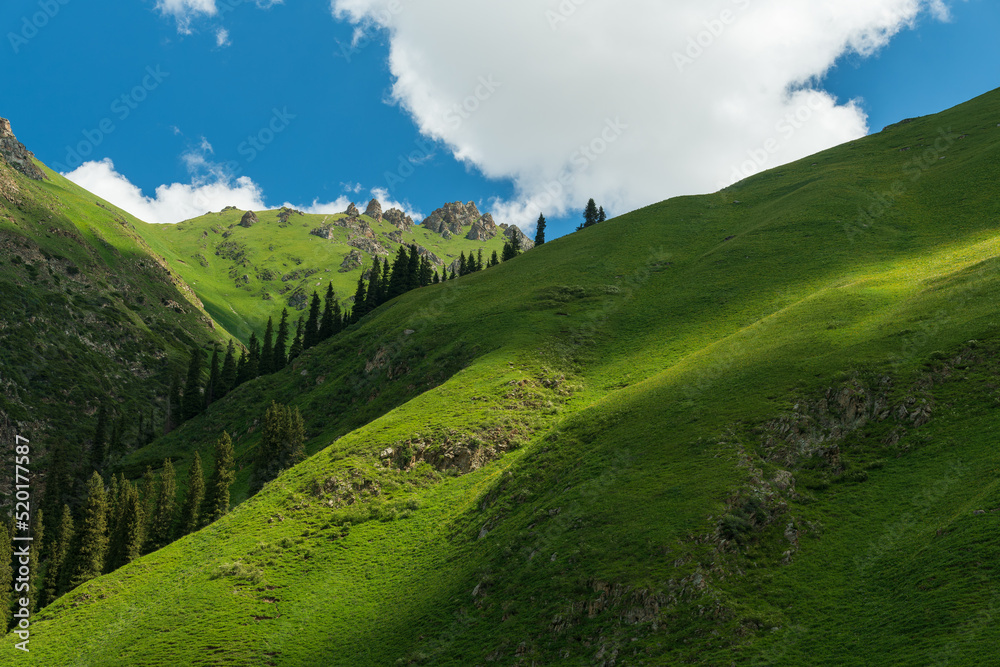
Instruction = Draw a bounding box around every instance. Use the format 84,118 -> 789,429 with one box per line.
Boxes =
1,1 -> 996,239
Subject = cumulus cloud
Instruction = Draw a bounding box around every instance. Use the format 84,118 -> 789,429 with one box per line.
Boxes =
331,0 -> 956,231
285,187 -> 423,221
155,0 -> 217,34
63,158 -> 266,224
215,27 -> 231,47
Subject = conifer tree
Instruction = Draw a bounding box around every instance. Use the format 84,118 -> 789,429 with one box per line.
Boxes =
274,308 -> 289,370
502,234 -> 522,262
380,257 -> 392,304
433,270 -> 440,284
235,347 -> 250,385
181,346 -> 205,421
106,480 -> 143,572
178,452 -> 204,537
351,272 -> 368,323
260,317 -> 275,375
0,521 -> 11,630
364,261 -> 382,312
458,252 -> 467,277
139,465 -> 156,542
28,507 -> 43,612
41,505 -> 73,608
490,250 -> 500,267
535,214 -> 547,245
247,333 -> 261,379
204,432 -> 236,522
105,473 -> 121,539
109,415 -> 123,458
304,291 -> 322,349
388,246 -> 409,299
91,405 -> 108,470
584,198 -> 599,227
597,206 -> 607,223
319,283 -> 336,340
418,256 -> 432,286
220,339 -> 238,397
476,249 -> 484,272
449,267 -> 457,280
149,459 -> 176,550
406,245 -> 420,290
206,345 -> 221,407
70,471 -> 109,588
251,403 -> 305,492
289,316 -> 304,361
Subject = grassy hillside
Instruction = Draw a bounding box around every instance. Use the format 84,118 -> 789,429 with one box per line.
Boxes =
0,148 -> 226,506
138,203 -> 514,343
10,88 -> 1000,665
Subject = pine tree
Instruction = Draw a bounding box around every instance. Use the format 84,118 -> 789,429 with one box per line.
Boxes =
476,249 -> 484,272
178,452 -> 204,537
380,257 -> 392,304
260,317 -> 275,375
286,406 -> 306,468
288,316 -> 304,361
106,480 -> 143,572
252,402 -> 305,492
418,256 -> 432,286
406,245 -> 420,291
247,333 -> 261,379
105,473 -> 121,540
0,521 -> 11,630
181,346 -> 205,421
149,459 -> 176,550
432,270 -> 440,284
332,300 -> 343,336
274,308 -> 289,370
535,214 -> 547,245
584,198 -> 599,227
449,267 -> 457,280
204,432 -> 235,522
109,414 -> 123,457
91,405 -> 108,470
319,283 -> 336,341
139,465 -> 156,546
502,234 -> 522,262
304,291 -> 322,349
597,206 -> 607,223
235,347 -> 250,385
364,261 -> 382,312
27,508 -> 43,612
490,250 -> 500,267
206,345 -> 221,407
220,339 -> 238,397
387,246 -> 409,299
351,271 -> 368,323
70,471 -> 109,588
41,504 -> 73,608
458,252 -> 468,277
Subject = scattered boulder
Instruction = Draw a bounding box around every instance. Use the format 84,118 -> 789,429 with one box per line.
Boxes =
339,249 -> 363,272
364,198 -> 383,222
346,202 -> 360,218
221,205 -> 240,213
239,210 -> 259,228
384,230 -> 403,243
0,117 -> 46,180
277,206 -> 304,225
383,207 -> 414,231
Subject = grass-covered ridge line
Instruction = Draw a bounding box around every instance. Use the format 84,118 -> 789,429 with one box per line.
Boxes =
8,87 -> 1000,664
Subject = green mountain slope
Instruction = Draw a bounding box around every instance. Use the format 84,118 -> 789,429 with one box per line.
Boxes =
10,88 -> 1000,665
139,200 -> 526,343
0,122 -> 226,505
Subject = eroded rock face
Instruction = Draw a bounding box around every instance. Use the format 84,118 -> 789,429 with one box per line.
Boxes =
348,237 -> 390,257
339,249 -> 363,272
0,117 -> 46,181
423,201 -> 482,235
503,224 -> 535,250
346,202 -> 360,218
364,198 -> 383,222
466,213 -> 499,241
239,210 -> 259,228
383,207 -> 414,231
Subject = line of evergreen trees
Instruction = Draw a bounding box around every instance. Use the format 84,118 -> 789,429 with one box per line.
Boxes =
576,198 -> 607,231
0,432 -> 237,625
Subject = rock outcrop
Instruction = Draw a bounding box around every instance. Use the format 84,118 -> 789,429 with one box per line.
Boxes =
348,237 -> 390,257
345,202 -> 360,218
239,210 -> 259,228
339,249 -> 363,272
277,207 -> 304,225
0,117 -> 46,181
503,224 -> 535,250
383,207 -> 414,231
423,201 -> 482,235
466,213 -> 499,241
364,198 -> 382,222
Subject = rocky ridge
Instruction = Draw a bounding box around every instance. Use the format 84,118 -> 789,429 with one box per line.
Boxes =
0,117 -> 46,181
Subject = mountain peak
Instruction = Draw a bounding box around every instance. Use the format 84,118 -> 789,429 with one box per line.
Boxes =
0,116 -> 46,181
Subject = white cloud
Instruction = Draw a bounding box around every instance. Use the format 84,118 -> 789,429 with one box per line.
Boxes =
331,0 -> 957,231
63,158 -> 266,224
155,0 -> 217,34
285,187 -> 424,221
215,27 -> 231,47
